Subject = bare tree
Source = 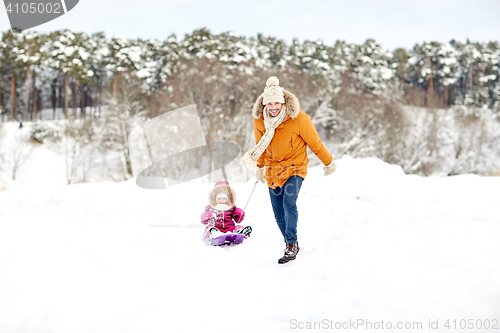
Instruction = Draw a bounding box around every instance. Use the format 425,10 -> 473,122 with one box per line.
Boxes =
0,123 -> 4,174
62,117 -> 98,184
448,112 -> 500,175
101,82 -> 146,179
9,133 -> 33,180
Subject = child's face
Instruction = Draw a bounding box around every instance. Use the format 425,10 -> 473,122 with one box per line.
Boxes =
216,196 -> 228,204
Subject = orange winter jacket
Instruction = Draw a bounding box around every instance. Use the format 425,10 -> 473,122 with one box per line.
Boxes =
253,110 -> 333,189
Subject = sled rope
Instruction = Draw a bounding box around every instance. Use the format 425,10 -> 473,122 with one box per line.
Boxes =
244,180 -> 259,211
235,180 -> 259,224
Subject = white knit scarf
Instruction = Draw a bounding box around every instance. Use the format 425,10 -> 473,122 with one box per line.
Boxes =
244,105 -> 287,168
211,203 -> 232,211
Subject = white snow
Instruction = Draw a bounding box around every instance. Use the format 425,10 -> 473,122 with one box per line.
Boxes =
0,128 -> 499,332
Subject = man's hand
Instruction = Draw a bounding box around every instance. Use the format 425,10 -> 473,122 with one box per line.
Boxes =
324,160 -> 337,176
256,167 -> 266,183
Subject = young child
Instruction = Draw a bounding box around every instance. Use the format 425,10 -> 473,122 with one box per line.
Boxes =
201,181 -> 252,238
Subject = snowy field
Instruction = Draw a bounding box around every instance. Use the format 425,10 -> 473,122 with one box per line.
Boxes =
1,124 -> 500,333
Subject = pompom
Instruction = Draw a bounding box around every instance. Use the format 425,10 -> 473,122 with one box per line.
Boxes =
266,76 -> 279,87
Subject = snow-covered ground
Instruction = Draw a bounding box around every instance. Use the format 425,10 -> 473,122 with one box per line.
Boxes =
1,122 -> 500,332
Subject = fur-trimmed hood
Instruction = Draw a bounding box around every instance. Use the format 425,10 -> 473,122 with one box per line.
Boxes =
208,182 -> 237,208
251,88 -> 300,120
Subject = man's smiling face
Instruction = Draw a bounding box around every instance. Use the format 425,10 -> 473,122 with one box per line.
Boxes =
266,102 -> 283,117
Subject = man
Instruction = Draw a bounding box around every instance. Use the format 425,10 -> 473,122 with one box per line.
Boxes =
244,76 -> 336,264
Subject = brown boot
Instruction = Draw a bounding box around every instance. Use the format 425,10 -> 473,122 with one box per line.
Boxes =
278,243 -> 299,264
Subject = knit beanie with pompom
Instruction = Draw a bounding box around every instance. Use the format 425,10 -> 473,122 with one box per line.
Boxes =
262,76 -> 285,105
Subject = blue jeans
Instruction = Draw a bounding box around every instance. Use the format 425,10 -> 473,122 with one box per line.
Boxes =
268,175 -> 303,244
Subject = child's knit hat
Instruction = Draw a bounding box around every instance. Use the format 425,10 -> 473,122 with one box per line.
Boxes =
216,192 -> 229,201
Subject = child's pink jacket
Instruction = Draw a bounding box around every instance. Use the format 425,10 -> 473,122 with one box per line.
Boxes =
201,205 -> 245,232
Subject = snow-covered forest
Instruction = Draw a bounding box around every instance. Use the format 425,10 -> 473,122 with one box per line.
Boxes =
1,28 -> 499,181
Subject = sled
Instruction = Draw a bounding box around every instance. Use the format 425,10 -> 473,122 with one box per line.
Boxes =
210,233 -> 247,246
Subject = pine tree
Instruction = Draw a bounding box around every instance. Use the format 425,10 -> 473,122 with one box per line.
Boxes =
43,30 -> 94,118
1,30 -> 26,121
13,31 -> 44,120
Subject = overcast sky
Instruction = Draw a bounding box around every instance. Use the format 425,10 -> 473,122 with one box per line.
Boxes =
1,0 -> 499,50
